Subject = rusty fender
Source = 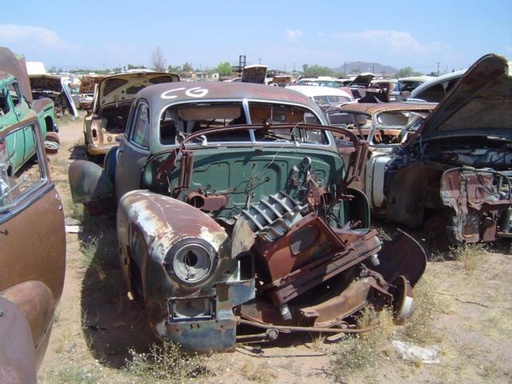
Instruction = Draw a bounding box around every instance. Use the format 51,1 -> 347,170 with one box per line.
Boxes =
117,190 -> 254,352
0,297 -> 37,384
0,280 -> 56,372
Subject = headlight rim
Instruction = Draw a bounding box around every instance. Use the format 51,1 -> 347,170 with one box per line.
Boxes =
163,237 -> 218,285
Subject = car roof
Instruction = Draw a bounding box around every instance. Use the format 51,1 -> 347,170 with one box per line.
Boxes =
285,85 -> 353,99
138,81 -> 328,116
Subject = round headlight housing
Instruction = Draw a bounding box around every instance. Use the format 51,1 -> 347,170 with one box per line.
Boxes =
164,238 -> 217,285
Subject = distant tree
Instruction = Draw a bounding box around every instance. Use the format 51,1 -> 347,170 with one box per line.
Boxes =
182,62 -> 194,73
167,65 -> 181,73
151,47 -> 166,71
395,67 -> 423,78
302,64 -> 334,78
211,62 -> 234,77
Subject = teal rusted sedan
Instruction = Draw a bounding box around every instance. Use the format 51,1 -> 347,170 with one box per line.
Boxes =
69,81 -> 426,352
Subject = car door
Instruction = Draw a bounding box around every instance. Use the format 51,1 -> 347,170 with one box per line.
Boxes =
3,81 -> 34,172
0,118 -> 65,372
115,100 -> 151,200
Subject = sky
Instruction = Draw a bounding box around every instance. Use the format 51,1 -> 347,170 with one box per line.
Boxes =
1,0 -> 511,75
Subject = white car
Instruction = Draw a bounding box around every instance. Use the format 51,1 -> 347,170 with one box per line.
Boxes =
408,70 -> 467,102
286,84 -> 355,108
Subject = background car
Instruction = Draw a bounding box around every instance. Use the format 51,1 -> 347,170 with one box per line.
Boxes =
407,69 -> 467,103
286,84 -> 355,109
83,71 -> 179,160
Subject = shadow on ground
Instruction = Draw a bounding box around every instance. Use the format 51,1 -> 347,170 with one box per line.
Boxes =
78,212 -> 158,369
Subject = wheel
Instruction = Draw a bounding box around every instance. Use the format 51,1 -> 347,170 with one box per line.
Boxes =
45,132 -> 60,154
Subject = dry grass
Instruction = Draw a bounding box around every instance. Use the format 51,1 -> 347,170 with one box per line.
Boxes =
124,339 -> 209,383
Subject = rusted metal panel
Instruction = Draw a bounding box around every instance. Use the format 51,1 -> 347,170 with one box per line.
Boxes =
441,168 -> 512,243
0,297 -> 37,384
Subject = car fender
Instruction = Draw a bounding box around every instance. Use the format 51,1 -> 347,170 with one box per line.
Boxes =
68,160 -> 115,205
0,297 -> 37,384
0,280 -> 56,374
117,190 -> 234,296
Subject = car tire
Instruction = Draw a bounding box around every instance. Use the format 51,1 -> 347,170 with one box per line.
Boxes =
45,132 -> 60,155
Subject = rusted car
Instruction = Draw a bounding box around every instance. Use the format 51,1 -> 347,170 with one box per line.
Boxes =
83,71 -> 179,160
0,115 -> 66,382
69,81 -> 425,352
327,102 -> 437,204
366,54 -> 512,246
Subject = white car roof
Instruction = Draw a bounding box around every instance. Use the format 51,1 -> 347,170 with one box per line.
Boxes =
286,85 -> 353,100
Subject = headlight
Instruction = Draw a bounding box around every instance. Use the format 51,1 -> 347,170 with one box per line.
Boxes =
164,238 -> 217,284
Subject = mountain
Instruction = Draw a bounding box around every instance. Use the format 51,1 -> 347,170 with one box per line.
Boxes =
332,61 -> 398,77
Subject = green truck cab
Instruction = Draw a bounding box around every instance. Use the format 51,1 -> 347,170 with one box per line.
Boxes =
0,46 -> 59,176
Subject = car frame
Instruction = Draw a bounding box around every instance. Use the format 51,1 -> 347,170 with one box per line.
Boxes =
69,81 -> 426,352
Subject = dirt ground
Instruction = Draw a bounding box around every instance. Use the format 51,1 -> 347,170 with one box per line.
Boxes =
37,113 -> 512,384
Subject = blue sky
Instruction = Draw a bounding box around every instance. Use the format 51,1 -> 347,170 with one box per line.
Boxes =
1,0 -> 511,74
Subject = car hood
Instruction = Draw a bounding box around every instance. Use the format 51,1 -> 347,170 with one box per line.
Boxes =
349,73 -> 375,87
414,54 -> 512,142
29,74 -> 79,117
95,71 -> 179,110
0,47 -> 33,103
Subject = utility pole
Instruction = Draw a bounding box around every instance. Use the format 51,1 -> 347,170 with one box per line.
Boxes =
437,62 -> 440,75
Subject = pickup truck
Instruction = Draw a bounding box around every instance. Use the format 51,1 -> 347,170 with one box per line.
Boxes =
0,46 -> 59,175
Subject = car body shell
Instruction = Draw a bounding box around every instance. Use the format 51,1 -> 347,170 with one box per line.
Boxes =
83,71 -> 179,158
0,115 -> 66,381
330,102 -> 438,212
69,81 -> 426,352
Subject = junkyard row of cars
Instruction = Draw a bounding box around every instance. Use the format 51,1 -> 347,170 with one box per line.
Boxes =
1,49 -> 511,380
